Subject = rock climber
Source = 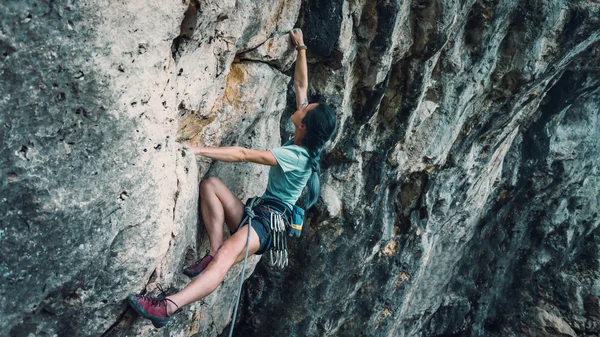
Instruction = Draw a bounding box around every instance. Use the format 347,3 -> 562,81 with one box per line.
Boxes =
127,28 -> 338,328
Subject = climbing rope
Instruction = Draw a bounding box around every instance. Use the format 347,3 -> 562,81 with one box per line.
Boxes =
228,197 -> 292,336
228,196 -> 260,337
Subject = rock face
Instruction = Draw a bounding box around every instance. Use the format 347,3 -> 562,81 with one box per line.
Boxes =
1,1 -> 599,337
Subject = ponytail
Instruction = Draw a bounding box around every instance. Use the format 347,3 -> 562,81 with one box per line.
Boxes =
299,102 -> 337,209
303,149 -> 322,208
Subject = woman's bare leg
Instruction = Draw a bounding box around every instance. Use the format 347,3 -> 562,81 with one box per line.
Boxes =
199,177 -> 246,256
167,224 -> 261,313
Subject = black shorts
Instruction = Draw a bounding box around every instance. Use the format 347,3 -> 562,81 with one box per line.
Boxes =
235,201 -> 290,255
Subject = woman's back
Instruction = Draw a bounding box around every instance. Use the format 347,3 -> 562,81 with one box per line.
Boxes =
262,142 -> 311,206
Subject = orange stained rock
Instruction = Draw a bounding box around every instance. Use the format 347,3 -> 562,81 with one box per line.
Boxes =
393,271 -> 410,288
264,39 -> 274,55
380,239 -> 397,257
223,63 -> 246,105
375,306 -> 393,327
176,112 -> 216,143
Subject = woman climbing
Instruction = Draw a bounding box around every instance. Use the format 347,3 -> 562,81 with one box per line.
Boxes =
127,28 -> 337,328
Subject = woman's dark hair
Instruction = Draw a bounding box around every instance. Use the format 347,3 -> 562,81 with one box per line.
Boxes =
301,102 -> 337,208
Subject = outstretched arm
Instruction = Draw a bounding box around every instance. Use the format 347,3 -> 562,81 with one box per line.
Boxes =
183,144 -> 278,166
290,28 -> 308,110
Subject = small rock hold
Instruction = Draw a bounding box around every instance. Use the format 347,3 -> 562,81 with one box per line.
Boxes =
17,145 -> 29,160
6,172 -> 18,182
154,144 -> 162,151
75,107 -> 88,117
21,13 -> 32,24
138,43 -> 148,55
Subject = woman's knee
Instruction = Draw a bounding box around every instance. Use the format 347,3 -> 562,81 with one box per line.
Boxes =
212,243 -> 237,268
200,177 -> 222,194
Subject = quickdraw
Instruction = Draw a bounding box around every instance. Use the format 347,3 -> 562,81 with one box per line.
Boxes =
269,210 -> 288,268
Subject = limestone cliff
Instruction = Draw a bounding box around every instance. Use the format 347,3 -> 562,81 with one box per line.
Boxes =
1,1 -> 599,337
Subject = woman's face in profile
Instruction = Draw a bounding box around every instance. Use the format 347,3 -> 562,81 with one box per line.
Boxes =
291,103 -> 318,128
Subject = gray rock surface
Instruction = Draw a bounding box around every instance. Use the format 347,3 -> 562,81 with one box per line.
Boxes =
1,0 -> 599,337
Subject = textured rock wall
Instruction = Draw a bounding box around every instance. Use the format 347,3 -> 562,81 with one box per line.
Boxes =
1,1 -> 199,336
1,0 -> 599,337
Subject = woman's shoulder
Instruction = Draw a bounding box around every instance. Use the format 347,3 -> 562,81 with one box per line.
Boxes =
283,144 -> 309,157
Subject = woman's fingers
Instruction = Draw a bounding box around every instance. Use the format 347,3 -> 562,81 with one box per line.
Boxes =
289,28 -> 304,46
288,29 -> 297,44
179,142 -> 202,155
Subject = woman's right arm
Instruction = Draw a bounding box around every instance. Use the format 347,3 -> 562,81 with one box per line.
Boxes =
182,144 -> 278,166
290,28 -> 308,110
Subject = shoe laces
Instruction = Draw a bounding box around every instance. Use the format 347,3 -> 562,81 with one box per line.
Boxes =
137,284 -> 179,311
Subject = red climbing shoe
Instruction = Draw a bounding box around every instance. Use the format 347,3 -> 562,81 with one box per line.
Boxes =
183,252 -> 213,278
128,286 -> 179,328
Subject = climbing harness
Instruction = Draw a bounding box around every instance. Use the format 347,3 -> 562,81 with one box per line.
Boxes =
228,196 -> 305,337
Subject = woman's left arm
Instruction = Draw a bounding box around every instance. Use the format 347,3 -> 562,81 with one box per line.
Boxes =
184,144 -> 278,166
